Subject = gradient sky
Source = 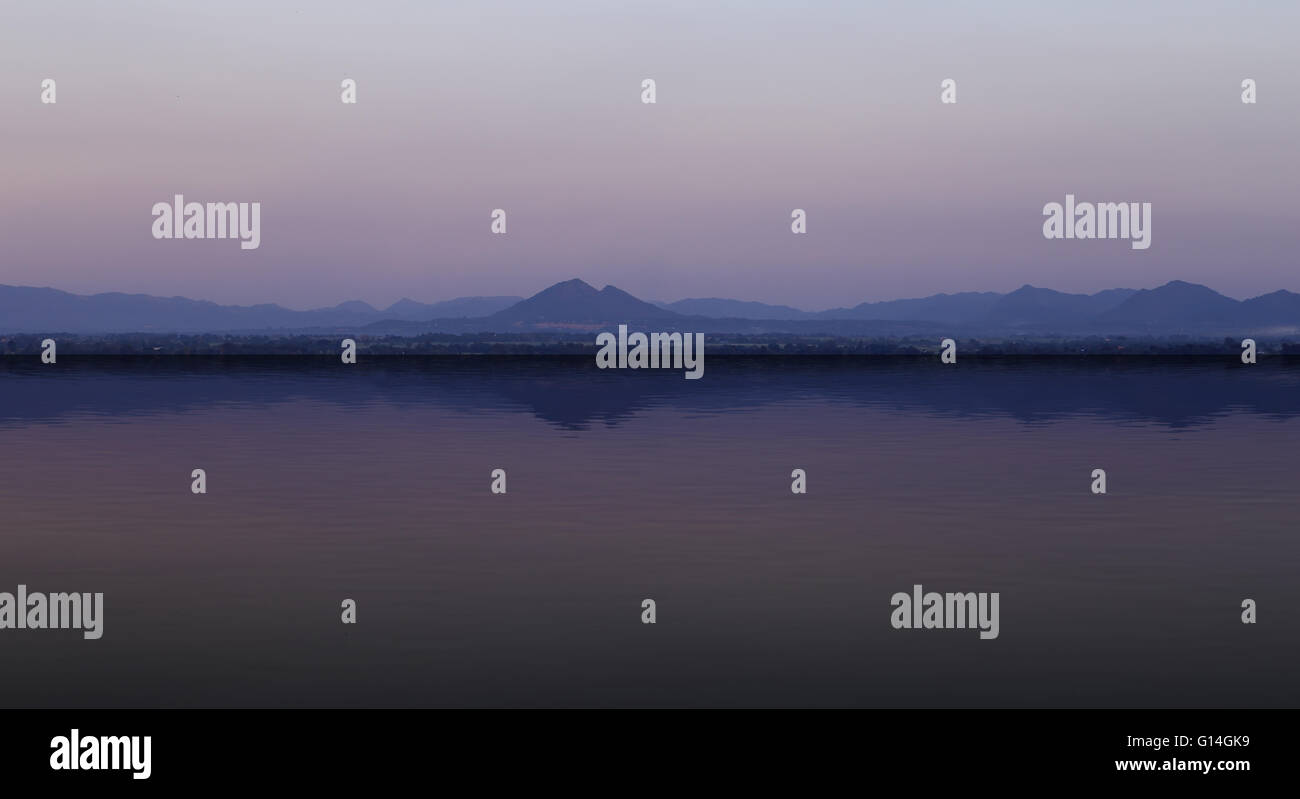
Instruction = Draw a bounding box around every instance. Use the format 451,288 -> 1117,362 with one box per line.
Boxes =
2,0 -> 1297,310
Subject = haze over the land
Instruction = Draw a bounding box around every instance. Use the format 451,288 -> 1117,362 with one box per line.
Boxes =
5,278 -> 1300,338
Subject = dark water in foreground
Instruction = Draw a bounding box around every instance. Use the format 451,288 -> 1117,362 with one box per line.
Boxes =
1,356 -> 1297,708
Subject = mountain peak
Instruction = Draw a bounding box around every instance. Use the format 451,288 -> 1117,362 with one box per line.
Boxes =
530,278 -> 598,297
1099,280 -> 1239,328
329,300 -> 377,314
489,279 -> 677,324
1153,280 -> 1214,293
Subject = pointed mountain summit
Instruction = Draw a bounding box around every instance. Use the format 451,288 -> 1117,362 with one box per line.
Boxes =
1098,280 -> 1241,329
982,284 -> 1137,327
489,279 -> 680,324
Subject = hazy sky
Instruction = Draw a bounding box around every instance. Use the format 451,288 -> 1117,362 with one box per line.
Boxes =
2,1 -> 1297,310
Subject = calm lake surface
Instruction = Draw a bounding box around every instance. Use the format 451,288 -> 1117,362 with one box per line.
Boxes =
1,356 -> 1297,707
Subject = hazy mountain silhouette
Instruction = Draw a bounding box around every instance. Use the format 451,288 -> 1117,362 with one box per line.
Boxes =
1241,290 -> 1300,326
329,300 -> 378,315
384,296 -> 522,320
658,298 -> 815,320
818,291 -> 1004,322
979,285 -> 1138,327
4,278 -> 1300,337
486,278 -> 679,326
1095,280 -> 1245,332
0,285 -> 521,333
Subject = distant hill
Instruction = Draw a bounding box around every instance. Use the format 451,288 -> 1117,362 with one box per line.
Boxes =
659,298 -> 815,320
3,278 -> 1300,337
384,296 -> 522,320
487,279 -> 679,326
1096,280 -> 1244,332
980,285 -> 1138,328
1241,290 -> 1300,327
818,291 -> 1004,322
0,285 -> 520,333
329,300 -> 378,315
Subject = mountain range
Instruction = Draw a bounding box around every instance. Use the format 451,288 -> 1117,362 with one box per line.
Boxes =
3,279 -> 1300,337
0,287 -> 521,333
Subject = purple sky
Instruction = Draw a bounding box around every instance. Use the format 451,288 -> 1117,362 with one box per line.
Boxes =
2,0 -> 1297,310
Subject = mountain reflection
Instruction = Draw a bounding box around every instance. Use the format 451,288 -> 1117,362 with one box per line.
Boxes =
2,356 -> 1297,431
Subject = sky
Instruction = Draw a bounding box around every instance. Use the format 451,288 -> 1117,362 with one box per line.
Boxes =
1,0 -> 1297,311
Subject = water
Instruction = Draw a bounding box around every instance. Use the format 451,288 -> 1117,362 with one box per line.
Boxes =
1,356 -> 1297,707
